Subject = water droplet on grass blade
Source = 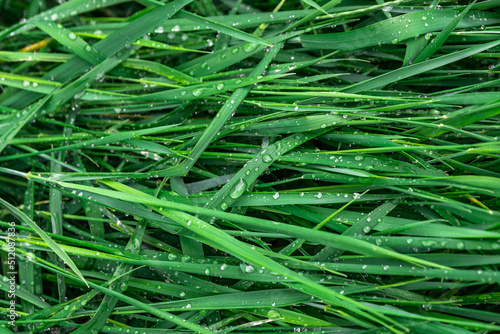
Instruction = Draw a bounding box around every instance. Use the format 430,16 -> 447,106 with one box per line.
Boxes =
229,179 -> 247,199
243,42 -> 258,52
267,310 -> 281,319
245,265 -> 255,273
192,88 -> 205,97
262,155 -> 273,163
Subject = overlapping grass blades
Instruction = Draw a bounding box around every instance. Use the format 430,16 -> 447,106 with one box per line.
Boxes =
1,0 -> 499,333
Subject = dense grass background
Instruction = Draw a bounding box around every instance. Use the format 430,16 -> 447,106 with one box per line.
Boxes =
1,0 -> 500,333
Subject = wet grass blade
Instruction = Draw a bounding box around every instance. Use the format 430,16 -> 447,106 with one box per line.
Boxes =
0,197 -> 88,287
300,9 -> 500,50
177,10 -> 272,46
342,39 -> 500,93
413,1 -> 476,64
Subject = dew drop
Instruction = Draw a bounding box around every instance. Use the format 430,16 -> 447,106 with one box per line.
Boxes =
243,42 -> 258,52
262,155 -> 273,163
267,310 -> 281,319
192,88 -> 205,97
245,265 -> 255,273
229,179 -> 247,199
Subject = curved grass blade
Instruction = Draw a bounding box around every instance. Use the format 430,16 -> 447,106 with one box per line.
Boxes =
0,197 -> 89,288
76,32 -> 204,53
284,0 -> 342,32
341,39 -> 500,93
0,125 -> 176,163
413,1 -> 476,63
31,20 -> 104,65
177,10 -> 271,46
0,0 -> 130,40
300,9 -> 500,50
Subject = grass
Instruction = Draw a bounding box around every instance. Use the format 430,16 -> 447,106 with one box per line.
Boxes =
0,0 -> 499,333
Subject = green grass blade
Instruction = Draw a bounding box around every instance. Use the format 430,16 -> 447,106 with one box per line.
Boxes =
177,10 -> 271,46
413,1 -> 476,64
300,9 -> 500,50
341,39 -> 500,93
0,197 -> 88,287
